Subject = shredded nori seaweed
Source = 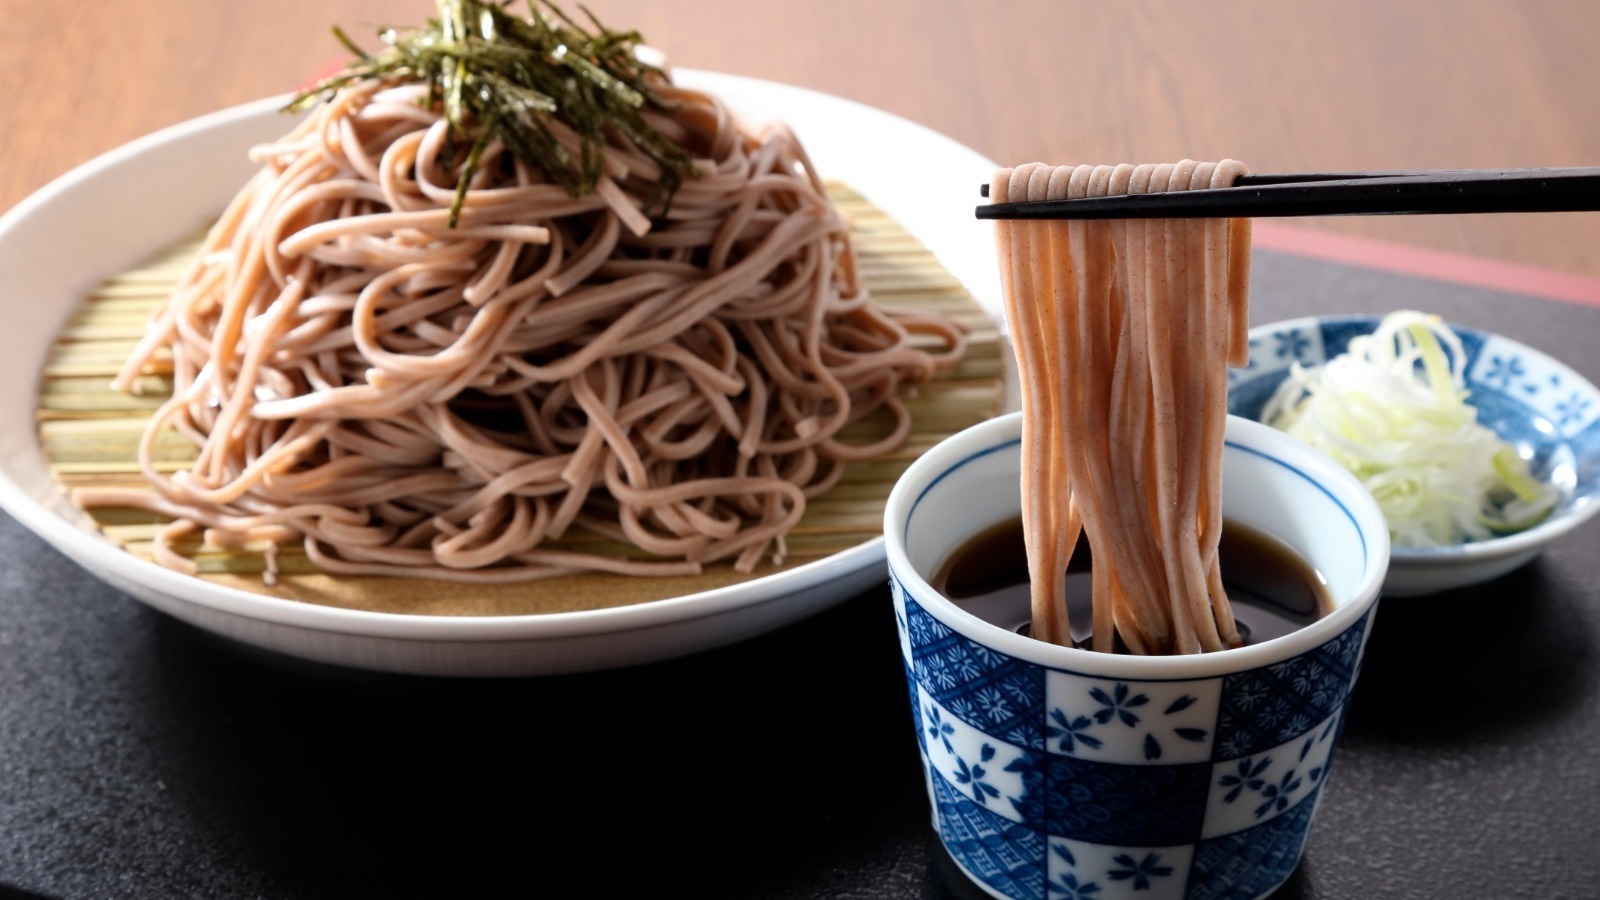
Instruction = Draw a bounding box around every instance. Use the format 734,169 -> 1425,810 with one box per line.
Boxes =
288,0 -> 696,226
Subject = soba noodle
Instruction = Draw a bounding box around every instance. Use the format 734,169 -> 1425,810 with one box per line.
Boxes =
990,161 -> 1251,654
75,75 -> 965,584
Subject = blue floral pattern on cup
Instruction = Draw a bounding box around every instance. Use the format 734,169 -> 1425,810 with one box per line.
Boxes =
919,685 -> 1032,821
886,411 -> 1390,900
896,595 -> 1376,900
1049,839 -> 1193,900
1202,711 -> 1341,838
1045,674 -> 1221,765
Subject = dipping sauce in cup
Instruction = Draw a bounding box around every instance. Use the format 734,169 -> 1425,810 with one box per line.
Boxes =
884,412 -> 1389,900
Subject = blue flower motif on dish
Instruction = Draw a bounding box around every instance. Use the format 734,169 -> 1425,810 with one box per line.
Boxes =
1230,315 -> 1600,579
1272,329 -> 1313,363
1482,353 -> 1528,392
918,685 -> 1031,823
1202,709 -> 1341,839
1468,333 -> 1600,437
1555,391 -> 1594,429
1229,320 -> 1324,390
1045,671 -> 1220,765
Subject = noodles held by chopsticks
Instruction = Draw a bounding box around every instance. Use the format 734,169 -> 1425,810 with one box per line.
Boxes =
76,70 -> 964,584
991,161 -> 1251,654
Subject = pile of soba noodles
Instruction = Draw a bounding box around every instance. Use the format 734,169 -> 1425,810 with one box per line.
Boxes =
991,161 -> 1251,655
77,1 -> 963,584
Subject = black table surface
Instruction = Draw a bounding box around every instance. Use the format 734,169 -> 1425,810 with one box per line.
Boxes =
4,247 -> 1600,900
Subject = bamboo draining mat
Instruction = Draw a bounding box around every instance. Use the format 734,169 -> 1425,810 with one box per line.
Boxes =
37,183 -> 1005,615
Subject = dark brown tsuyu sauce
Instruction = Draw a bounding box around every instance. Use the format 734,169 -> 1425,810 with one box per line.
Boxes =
931,516 -> 1332,650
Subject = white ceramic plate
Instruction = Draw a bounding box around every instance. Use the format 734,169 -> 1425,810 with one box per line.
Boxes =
0,70 -> 1007,677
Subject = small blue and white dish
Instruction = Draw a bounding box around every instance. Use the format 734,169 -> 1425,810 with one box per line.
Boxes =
1229,314 -> 1600,596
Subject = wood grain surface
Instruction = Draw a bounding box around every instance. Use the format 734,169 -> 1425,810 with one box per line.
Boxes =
3,0 -> 1598,277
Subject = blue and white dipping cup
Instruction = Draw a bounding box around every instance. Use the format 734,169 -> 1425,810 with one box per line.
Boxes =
883,412 -> 1390,900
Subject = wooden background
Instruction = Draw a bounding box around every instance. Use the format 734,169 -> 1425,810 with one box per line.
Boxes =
3,0 -> 1599,276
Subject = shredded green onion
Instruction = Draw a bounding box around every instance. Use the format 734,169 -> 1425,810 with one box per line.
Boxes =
1261,310 -> 1558,547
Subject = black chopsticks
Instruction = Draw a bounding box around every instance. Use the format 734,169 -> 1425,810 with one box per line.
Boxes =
975,167 -> 1600,219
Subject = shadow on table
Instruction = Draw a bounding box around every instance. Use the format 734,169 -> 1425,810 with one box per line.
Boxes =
1344,558 -> 1596,744
120,548 -> 1598,897
137,586 -> 934,898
